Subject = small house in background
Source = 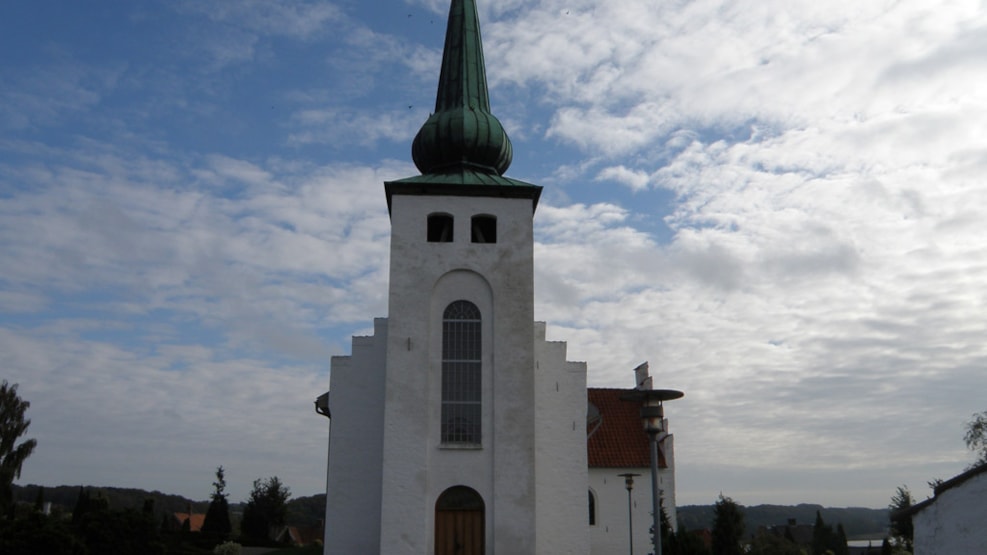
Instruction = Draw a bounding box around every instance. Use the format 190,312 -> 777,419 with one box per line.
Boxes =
169,511 -> 205,532
274,522 -> 325,547
902,461 -> 987,554
587,386 -> 678,555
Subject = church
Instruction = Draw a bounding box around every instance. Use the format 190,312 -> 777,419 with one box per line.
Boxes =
319,1 -> 679,553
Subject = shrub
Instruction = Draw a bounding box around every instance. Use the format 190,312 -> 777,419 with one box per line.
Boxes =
213,540 -> 241,555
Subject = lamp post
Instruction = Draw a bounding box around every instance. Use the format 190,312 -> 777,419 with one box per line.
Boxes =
623,388 -> 683,555
618,473 -> 640,555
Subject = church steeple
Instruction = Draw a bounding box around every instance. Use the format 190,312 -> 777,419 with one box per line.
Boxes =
411,0 -> 513,177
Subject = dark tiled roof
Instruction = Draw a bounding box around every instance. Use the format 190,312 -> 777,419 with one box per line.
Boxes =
587,388 -> 669,468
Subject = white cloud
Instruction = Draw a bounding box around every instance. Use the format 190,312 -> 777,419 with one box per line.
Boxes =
596,165 -> 651,191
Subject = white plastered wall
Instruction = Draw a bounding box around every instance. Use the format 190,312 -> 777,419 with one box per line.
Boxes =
380,193 -> 537,555
588,437 -> 676,555
913,469 -> 987,555
534,321 -> 590,555
323,318 -> 387,554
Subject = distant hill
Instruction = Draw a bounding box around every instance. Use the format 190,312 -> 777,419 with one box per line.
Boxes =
12,484 -> 209,519
677,503 -> 889,539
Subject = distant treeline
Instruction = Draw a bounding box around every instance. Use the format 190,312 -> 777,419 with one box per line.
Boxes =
677,503 -> 889,538
12,484 -> 327,528
15,485 -> 887,539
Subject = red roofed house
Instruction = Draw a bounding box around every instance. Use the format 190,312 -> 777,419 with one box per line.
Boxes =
171,511 -> 205,532
588,386 -> 678,555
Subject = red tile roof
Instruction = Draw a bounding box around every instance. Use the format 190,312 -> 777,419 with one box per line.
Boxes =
173,512 -> 206,532
587,388 -> 668,468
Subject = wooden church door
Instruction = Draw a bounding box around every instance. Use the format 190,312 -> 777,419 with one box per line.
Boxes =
435,486 -> 485,555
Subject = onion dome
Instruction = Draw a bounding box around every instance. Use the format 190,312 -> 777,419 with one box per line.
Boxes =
412,0 -> 513,176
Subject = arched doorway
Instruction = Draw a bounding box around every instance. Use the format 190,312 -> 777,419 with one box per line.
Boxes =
435,486 -> 485,555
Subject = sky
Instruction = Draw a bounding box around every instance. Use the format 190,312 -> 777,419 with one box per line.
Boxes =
2,0 -> 987,510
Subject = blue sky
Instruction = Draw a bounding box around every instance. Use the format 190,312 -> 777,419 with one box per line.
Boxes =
3,0 -> 987,509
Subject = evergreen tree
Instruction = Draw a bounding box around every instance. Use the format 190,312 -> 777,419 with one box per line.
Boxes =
202,466 -> 232,540
0,381 -> 37,520
812,510 -> 833,555
711,494 -> 744,555
834,522 -> 849,555
880,537 -> 893,555
240,476 -> 290,544
660,506 -> 673,554
888,485 -> 913,552
0,511 -> 86,555
71,487 -> 90,525
749,532 -> 802,555
33,486 -> 44,513
673,527 -> 713,555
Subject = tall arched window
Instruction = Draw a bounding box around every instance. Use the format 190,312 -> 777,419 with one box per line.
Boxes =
588,490 -> 597,525
442,300 -> 481,444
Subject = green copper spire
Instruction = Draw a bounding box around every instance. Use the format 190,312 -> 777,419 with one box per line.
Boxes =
411,0 -> 513,177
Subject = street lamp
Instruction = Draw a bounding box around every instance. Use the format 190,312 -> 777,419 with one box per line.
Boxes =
622,387 -> 683,555
618,473 -> 640,555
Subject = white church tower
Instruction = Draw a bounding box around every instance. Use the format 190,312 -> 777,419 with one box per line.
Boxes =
323,1 -> 589,553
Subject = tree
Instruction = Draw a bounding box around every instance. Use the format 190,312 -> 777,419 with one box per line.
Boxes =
711,494 -> 744,555
0,382 -> 37,520
812,510 -> 832,555
963,410 -> 987,466
667,526 -> 713,555
32,486 -> 44,514
834,523 -> 849,555
240,476 -> 290,544
748,532 -> 802,555
201,466 -> 232,540
888,485 -> 913,552
71,487 -> 90,526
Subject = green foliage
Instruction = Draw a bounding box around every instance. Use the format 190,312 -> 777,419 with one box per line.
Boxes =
748,532 -> 803,555
810,511 -> 849,555
712,494 -> 745,555
963,410 -> 987,465
15,483 -> 206,522
240,476 -> 290,545
0,512 -> 87,555
667,526 -> 712,555
33,486 -> 44,512
202,466 -> 232,540
811,510 -> 834,555
74,497 -> 165,555
887,486 -> 913,553
285,493 -> 327,529
834,523 -> 849,555
72,488 -> 91,525
0,381 -> 38,520
677,504 -> 889,538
